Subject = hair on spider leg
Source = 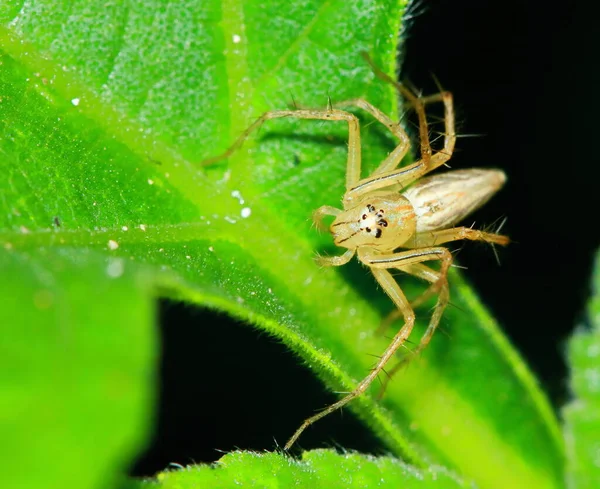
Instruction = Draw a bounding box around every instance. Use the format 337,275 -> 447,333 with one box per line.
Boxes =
420,113 -> 446,126
454,132 -> 488,139
485,215 -> 509,235
365,351 -> 385,360
374,367 -> 390,391
313,251 -> 343,269
360,118 -> 380,131
326,93 -> 334,112
400,78 -> 425,100
379,330 -> 418,350
478,216 -> 511,265
287,91 -> 299,110
428,72 -> 448,99
448,243 -> 468,262
331,389 -> 354,396
365,353 -> 408,380
442,298 -> 469,319
428,131 -> 446,147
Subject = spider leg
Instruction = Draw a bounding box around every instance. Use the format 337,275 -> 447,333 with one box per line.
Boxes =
361,52 -> 432,165
363,244 -> 453,324
284,246 -> 452,450
201,108 -> 363,190
315,249 -> 355,267
406,226 -> 510,248
376,263 -> 449,400
381,226 -> 509,328
376,262 -> 438,335
343,91 -> 455,202
311,206 -> 355,266
284,266 -> 415,450
312,205 -> 341,232
360,248 -> 452,402
334,92 -> 451,175
333,99 -> 411,174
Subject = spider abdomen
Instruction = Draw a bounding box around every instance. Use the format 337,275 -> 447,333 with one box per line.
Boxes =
401,168 -> 506,233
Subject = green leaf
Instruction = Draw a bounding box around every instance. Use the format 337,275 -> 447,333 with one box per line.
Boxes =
0,249 -> 156,489
0,1 -> 564,488
563,250 -> 600,488
150,450 -> 472,489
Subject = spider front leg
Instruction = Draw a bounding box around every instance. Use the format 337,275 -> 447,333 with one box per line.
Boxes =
344,90 -> 456,202
333,98 -> 413,176
334,90 -> 452,176
201,108 -> 364,190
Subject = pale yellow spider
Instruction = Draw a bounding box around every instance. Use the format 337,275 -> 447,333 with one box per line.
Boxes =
203,59 -> 509,450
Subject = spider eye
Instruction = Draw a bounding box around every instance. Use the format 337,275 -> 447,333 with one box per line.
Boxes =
378,219 -> 388,227
365,227 -> 371,233
362,214 -> 367,220
375,229 -> 382,238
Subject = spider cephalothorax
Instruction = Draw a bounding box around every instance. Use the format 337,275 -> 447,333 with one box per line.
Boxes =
331,194 -> 416,251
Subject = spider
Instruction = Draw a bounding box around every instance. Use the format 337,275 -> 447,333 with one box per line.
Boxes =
202,57 -> 510,450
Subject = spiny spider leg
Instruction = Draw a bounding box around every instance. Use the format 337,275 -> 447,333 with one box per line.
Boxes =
335,90 -> 453,175
312,205 -> 341,232
284,246 -> 454,449
361,52 -> 432,165
201,108 -> 364,190
333,98 -> 411,175
343,91 -> 455,203
376,263 -> 449,400
380,225 -> 510,328
283,266 -> 415,451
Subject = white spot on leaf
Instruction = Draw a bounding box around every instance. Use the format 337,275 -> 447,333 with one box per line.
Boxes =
231,190 -> 244,204
107,258 -> 125,278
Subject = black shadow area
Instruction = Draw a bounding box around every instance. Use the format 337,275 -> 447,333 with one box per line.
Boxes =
130,301 -> 385,477
400,0 -> 598,405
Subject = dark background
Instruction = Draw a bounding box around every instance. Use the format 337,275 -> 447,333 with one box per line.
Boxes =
132,0 -> 599,475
